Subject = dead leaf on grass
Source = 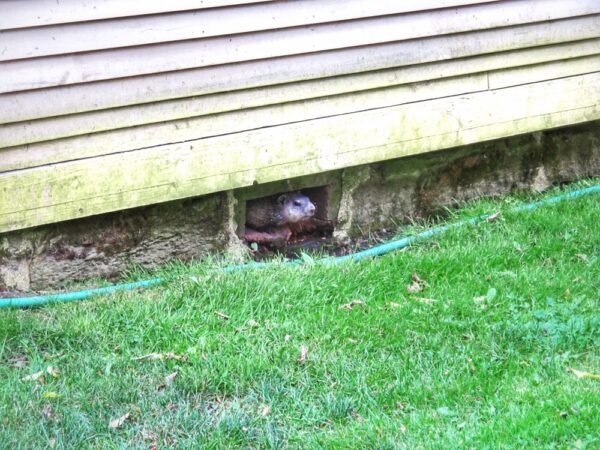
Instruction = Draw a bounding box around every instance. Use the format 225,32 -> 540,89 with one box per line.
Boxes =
21,370 -> 45,383
298,345 -> 309,364
487,212 -> 501,223
141,428 -> 158,442
158,372 -> 178,391
165,372 -> 177,385
7,355 -> 28,369
473,295 -> 488,309
43,352 -> 64,360
407,273 -> 426,293
387,302 -> 401,309
42,403 -> 54,420
109,412 -> 130,430
42,391 -> 60,399
437,406 -> 452,416
400,423 -> 407,433
414,297 -> 436,305
166,403 -> 178,411
567,368 -> 600,380
261,405 -> 271,416
132,352 -> 187,362
284,334 -> 291,343
215,311 -> 230,320
189,275 -> 208,285
46,366 -> 60,378
339,300 -> 365,310
351,410 -> 363,422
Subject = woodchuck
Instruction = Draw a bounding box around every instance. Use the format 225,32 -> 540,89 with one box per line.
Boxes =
244,193 -> 316,243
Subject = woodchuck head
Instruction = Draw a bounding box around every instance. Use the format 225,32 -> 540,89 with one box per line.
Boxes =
275,193 -> 316,225
245,192 -> 317,229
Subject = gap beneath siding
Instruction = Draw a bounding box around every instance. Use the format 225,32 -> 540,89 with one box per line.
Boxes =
1,121 -> 599,293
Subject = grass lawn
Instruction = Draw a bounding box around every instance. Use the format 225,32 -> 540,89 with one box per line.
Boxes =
1,181 -> 599,449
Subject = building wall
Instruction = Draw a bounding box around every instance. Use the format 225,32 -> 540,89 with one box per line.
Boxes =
1,0 -> 599,233
2,120 -> 599,292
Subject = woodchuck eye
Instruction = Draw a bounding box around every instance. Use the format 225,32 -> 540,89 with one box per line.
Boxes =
293,200 -> 302,206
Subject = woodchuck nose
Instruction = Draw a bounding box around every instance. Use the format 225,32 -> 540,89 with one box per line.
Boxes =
246,193 -> 316,229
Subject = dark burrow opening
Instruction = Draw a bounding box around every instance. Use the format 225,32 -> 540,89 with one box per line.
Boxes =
242,185 -> 335,258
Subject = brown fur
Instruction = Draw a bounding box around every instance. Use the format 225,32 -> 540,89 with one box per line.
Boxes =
245,193 -> 315,229
244,193 -> 316,244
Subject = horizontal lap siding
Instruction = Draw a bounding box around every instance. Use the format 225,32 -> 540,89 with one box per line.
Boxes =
3,52 -> 600,150
2,21 -> 599,126
0,0 -> 504,60
1,0 -> 598,93
0,0 -> 496,30
0,0 -> 599,233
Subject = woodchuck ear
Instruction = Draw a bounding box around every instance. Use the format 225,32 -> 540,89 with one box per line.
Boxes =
277,194 -> 288,204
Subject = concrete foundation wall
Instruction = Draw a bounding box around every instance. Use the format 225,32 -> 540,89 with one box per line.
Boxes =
1,121 -> 599,293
